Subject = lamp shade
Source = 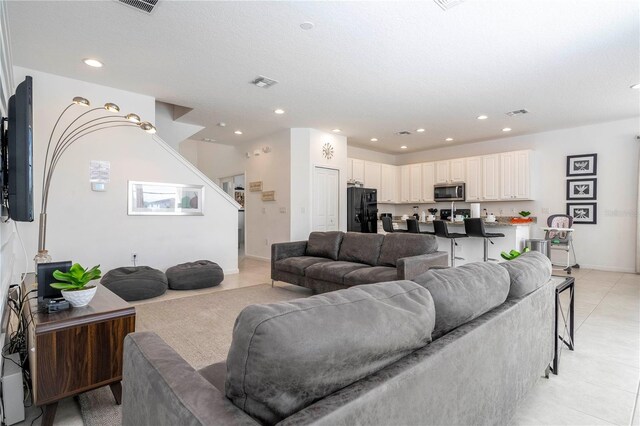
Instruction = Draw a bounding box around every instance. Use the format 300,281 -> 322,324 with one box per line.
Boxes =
104,103 -> 120,113
125,113 -> 141,123
72,97 -> 90,107
140,122 -> 156,134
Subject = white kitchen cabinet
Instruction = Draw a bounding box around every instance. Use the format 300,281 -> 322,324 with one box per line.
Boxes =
421,162 -> 435,203
450,158 -> 466,182
482,154 -> 501,200
435,161 -> 450,184
352,159 -> 364,183
410,164 -> 422,202
380,164 -> 397,203
364,161 -> 381,191
465,157 -> 482,201
500,150 -> 531,200
399,165 -> 411,203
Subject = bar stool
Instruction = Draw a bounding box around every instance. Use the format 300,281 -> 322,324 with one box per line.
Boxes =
382,216 -> 406,233
464,218 -> 505,262
406,218 -> 435,235
433,220 -> 467,267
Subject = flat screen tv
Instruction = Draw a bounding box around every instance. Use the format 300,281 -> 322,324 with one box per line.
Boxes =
5,76 -> 34,222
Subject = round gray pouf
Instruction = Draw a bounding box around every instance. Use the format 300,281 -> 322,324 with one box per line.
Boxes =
101,266 -> 168,301
166,260 -> 224,290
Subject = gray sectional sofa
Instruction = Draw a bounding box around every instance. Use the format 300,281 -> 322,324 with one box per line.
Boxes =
271,231 -> 449,293
122,251 -> 555,426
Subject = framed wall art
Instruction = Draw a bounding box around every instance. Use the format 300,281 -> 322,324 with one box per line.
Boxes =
261,190 -> 276,201
128,181 -> 204,216
566,178 -> 597,200
566,202 -> 597,225
249,181 -> 263,192
566,153 -> 597,177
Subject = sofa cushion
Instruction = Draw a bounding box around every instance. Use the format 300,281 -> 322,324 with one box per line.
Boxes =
378,233 -> 439,267
305,232 -> 344,260
274,256 -> 332,276
500,251 -> 552,299
305,261 -> 369,284
225,281 -> 436,425
413,262 -> 510,339
338,232 -> 385,266
344,266 -> 398,286
198,362 -> 226,392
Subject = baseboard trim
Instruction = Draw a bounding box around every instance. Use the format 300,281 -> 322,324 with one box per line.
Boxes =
243,255 -> 270,262
223,268 -> 240,275
574,264 -> 636,273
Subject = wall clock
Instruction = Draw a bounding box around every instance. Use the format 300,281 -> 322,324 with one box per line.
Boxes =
322,142 -> 334,159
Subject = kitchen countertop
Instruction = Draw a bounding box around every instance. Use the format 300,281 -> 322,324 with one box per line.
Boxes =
381,217 -> 536,227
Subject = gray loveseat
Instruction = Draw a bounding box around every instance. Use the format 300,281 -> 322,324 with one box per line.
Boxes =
122,252 -> 555,426
271,231 -> 448,293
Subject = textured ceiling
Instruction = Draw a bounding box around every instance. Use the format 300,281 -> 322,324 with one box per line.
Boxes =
8,0 -> 640,153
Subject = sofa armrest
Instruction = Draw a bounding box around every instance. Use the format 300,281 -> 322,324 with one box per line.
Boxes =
397,251 -> 449,281
122,332 -> 259,426
271,241 -> 308,271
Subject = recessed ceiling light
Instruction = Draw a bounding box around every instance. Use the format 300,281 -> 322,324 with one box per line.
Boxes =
300,22 -> 314,30
234,130 -> 243,135
332,129 -> 341,133
416,128 -> 425,133
477,115 -> 488,120
274,109 -> 285,114
502,127 -> 512,132
370,138 -> 378,142
631,83 -> 640,89
400,145 -> 408,149
445,137 -> 453,141
83,58 -> 103,68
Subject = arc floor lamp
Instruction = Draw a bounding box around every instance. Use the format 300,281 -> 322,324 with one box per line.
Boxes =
35,96 -> 156,265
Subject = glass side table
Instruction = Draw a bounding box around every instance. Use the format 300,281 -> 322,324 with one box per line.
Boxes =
552,276 -> 575,374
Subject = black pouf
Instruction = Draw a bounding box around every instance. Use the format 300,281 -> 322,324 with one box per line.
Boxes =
166,260 -> 224,290
101,266 -> 168,301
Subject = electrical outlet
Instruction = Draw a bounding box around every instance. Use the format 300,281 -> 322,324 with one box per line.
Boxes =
280,207 -> 287,214
262,207 -> 266,214
499,208 -> 504,215
131,253 -> 138,264
541,207 -> 550,214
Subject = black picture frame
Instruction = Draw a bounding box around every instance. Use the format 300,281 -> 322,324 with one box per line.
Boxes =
566,153 -> 597,177
566,202 -> 597,225
566,178 -> 597,200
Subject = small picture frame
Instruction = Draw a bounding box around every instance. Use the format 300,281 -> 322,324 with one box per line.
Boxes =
249,181 -> 263,192
261,190 -> 276,202
566,178 -> 597,200
566,154 -> 597,177
567,202 -> 597,225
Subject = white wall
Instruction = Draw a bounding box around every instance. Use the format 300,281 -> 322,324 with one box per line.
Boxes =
154,101 -> 204,151
347,145 -> 398,165
193,140 -> 246,185
351,118 -> 640,272
179,139 -> 199,165
14,67 -> 240,274
241,130 -> 291,259
290,128 -> 348,241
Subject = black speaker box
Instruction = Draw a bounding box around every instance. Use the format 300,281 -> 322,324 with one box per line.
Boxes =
37,261 -> 71,301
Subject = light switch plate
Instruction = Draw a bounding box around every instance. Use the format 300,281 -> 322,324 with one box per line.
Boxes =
91,183 -> 106,192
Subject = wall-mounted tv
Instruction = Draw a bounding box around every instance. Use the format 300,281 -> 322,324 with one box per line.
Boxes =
2,76 -> 34,222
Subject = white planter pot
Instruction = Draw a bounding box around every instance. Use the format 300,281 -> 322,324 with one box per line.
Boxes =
61,286 -> 97,308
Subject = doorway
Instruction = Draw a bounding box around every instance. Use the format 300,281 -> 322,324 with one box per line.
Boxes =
312,167 -> 340,232
219,173 -> 245,258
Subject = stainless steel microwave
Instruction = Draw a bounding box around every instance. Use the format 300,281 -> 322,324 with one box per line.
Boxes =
434,183 -> 465,201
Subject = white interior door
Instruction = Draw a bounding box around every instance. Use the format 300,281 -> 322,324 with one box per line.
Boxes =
313,167 -> 339,232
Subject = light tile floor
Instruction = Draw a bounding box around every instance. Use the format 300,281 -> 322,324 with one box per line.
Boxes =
18,264 -> 640,425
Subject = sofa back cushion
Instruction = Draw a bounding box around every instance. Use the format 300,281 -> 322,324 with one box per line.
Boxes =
305,232 -> 344,260
500,251 -> 552,299
338,232 -> 385,265
378,233 -> 438,266
413,262 -> 510,339
225,281 -> 435,425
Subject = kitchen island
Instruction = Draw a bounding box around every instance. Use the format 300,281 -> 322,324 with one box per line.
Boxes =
381,218 -> 534,266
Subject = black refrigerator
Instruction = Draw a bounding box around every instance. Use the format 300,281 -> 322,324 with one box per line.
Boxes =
347,187 -> 378,233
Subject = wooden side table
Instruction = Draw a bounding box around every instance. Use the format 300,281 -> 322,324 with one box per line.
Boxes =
23,273 -> 136,426
552,276 -> 575,374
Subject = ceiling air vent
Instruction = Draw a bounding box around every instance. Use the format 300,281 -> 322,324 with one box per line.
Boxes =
505,109 -> 530,117
117,0 -> 158,14
433,0 -> 465,11
251,76 -> 278,89
396,131 -> 412,136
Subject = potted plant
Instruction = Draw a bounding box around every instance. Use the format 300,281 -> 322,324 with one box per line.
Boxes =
51,263 -> 102,307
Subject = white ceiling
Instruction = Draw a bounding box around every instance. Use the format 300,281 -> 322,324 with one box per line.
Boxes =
7,0 -> 640,153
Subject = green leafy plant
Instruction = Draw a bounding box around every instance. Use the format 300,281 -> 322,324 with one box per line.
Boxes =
50,263 -> 102,291
518,211 -> 531,217
500,247 -> 530,261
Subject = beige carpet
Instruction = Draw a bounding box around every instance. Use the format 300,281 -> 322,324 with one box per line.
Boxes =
78,283 -> 311,426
